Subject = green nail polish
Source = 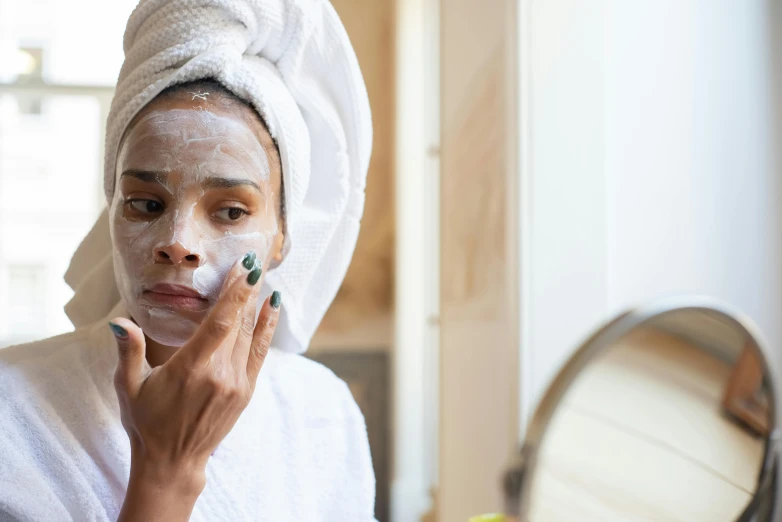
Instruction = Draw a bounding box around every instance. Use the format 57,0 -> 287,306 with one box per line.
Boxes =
242,251 -> 257,270
108,322 -> 128,339
271,290 -> 282,309
247,266 -> 262,285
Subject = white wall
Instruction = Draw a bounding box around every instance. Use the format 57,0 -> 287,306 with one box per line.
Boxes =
519,0 -> 609,428
520,0 -> 782,425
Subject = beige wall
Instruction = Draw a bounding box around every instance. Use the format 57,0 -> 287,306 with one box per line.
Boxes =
438,0 -> 519,519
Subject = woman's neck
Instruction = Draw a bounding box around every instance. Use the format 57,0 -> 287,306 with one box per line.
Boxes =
127,316 -> 185,367
144,335 -> 180,367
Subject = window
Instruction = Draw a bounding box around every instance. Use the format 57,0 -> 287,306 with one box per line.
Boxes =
16,47 -> 44,82
0,0 -> 138,347
5,265 -> 46,340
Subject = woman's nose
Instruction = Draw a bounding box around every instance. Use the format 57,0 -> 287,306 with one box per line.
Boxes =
154,241 -> 201,266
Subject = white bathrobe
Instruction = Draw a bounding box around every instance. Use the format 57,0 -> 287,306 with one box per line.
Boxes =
0,302 -> 377,521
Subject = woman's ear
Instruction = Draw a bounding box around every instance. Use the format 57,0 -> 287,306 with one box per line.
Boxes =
267,229 -> 286,269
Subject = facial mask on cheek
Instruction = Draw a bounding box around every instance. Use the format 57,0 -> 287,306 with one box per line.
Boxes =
192,231 -> 271,300
110,108 -> 278,348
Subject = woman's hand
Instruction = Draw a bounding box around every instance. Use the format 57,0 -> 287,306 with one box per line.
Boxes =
109,253 -> 280,521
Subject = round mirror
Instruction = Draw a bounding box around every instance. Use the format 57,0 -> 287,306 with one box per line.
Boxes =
508,299 -> 779,522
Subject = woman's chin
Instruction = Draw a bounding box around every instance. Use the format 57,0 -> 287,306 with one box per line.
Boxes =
135,306 -> 206,347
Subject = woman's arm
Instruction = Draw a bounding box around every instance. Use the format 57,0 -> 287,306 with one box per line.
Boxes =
118,458 -> 204,522
110,256 -> 280,522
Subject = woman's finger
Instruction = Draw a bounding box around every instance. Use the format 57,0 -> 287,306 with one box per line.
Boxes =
173,251 -> 261,367
109,317 -> 150,397
231,259 -> 265,370
246,291 -> 281,390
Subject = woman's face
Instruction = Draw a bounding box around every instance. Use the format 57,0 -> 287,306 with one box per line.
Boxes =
109,94 -> 284,347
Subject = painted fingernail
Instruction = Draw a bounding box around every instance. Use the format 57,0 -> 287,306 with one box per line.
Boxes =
247,265 -> 262,286
271,290 -> 282,309
108,322 -> 128,339
242,251 -> 257,270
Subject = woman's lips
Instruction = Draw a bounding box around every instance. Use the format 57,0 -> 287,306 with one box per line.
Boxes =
141,283 -> 209,311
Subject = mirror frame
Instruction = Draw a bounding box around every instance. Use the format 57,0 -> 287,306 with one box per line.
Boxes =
507,296 -> 782,521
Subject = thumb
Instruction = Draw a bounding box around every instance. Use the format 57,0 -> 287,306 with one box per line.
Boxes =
109,318 -> 148,397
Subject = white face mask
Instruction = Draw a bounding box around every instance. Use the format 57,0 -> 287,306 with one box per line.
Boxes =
109,108 -> 279,347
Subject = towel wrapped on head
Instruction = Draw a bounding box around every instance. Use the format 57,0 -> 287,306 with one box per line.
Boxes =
66,0 -> 372,354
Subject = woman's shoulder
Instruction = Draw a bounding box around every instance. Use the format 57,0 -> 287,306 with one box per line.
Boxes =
265,347 -> 342,381
260,348 -> 364,423
0,326 -> 104,420
0,328 -> 91,367
0,327 -> 124,522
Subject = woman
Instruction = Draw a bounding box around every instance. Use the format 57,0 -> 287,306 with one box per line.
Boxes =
0,0 -> 376,520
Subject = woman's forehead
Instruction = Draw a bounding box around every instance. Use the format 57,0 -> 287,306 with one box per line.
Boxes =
118,105 -> 272,183
130,92 -> 267,139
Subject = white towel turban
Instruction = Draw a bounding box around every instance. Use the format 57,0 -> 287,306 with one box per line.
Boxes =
64,0 -> 372,354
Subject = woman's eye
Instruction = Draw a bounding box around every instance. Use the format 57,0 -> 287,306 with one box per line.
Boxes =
214,207 -> 248,221
128,199 -> 164,214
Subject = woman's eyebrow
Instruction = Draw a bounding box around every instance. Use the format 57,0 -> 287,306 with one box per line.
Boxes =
202,177 -> 262,192
119,171 -> 261,193
120,170 -> 165,184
